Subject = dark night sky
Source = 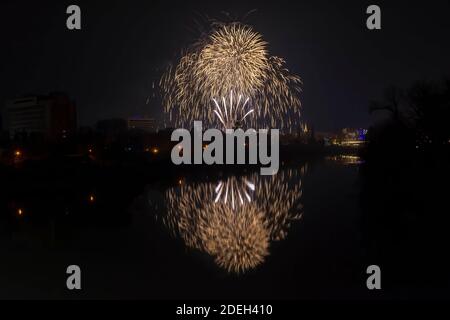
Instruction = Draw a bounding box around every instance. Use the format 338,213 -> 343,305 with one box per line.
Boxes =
1,0 -> 450,131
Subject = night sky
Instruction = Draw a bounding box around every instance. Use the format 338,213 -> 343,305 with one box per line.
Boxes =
1,0 -> 450,131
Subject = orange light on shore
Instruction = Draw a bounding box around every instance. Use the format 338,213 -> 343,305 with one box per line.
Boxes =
17,208 -> 23,216
15,150 -> 22,157
89,195 -> 95,203
152,147 -> 159,154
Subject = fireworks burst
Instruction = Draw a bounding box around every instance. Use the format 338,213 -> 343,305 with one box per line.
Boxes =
160,22 -> 302,130
197,24 -> 268,98
162,168 -> 305,274
212,91 -> 254,129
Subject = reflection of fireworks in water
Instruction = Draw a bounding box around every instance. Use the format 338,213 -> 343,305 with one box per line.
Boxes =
215,176 -> 255,209
164,168 -> 305,274
160,22 -> 302,130
199,204 -> 269,274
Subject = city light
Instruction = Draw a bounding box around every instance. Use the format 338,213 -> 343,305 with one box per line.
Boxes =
152,147 -> 159,154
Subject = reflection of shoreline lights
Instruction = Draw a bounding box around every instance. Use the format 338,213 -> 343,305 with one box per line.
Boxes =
326,155 -> 364,165
163,168 -> 305,273
160,22 -> 302,130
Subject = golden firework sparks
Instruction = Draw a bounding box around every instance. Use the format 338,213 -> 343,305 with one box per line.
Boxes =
160,22 -> 302,131
163,168 -> 305,274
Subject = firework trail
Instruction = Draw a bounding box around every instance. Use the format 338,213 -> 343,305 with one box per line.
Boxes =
160,22 -> 302,130
161,167 -> 306,274
212,91 -> 254,129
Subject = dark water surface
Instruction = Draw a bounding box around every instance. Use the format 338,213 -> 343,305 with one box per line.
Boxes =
0,157 -> 447,299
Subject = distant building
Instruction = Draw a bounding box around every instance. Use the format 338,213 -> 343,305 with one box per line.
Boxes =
96,118 -> 127,145
315,131 -> 337,146
339,128 -> 367,146
127,117 -> 156,132
97,118 -> 127,136
0,113 -> 8,148
315,128 -> 367,147
2,93 -> 77,141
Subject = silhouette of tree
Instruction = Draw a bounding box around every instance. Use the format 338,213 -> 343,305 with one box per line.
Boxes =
407,79 -> 450,146
367,78 -> 450,156
369,85 -> 404,123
